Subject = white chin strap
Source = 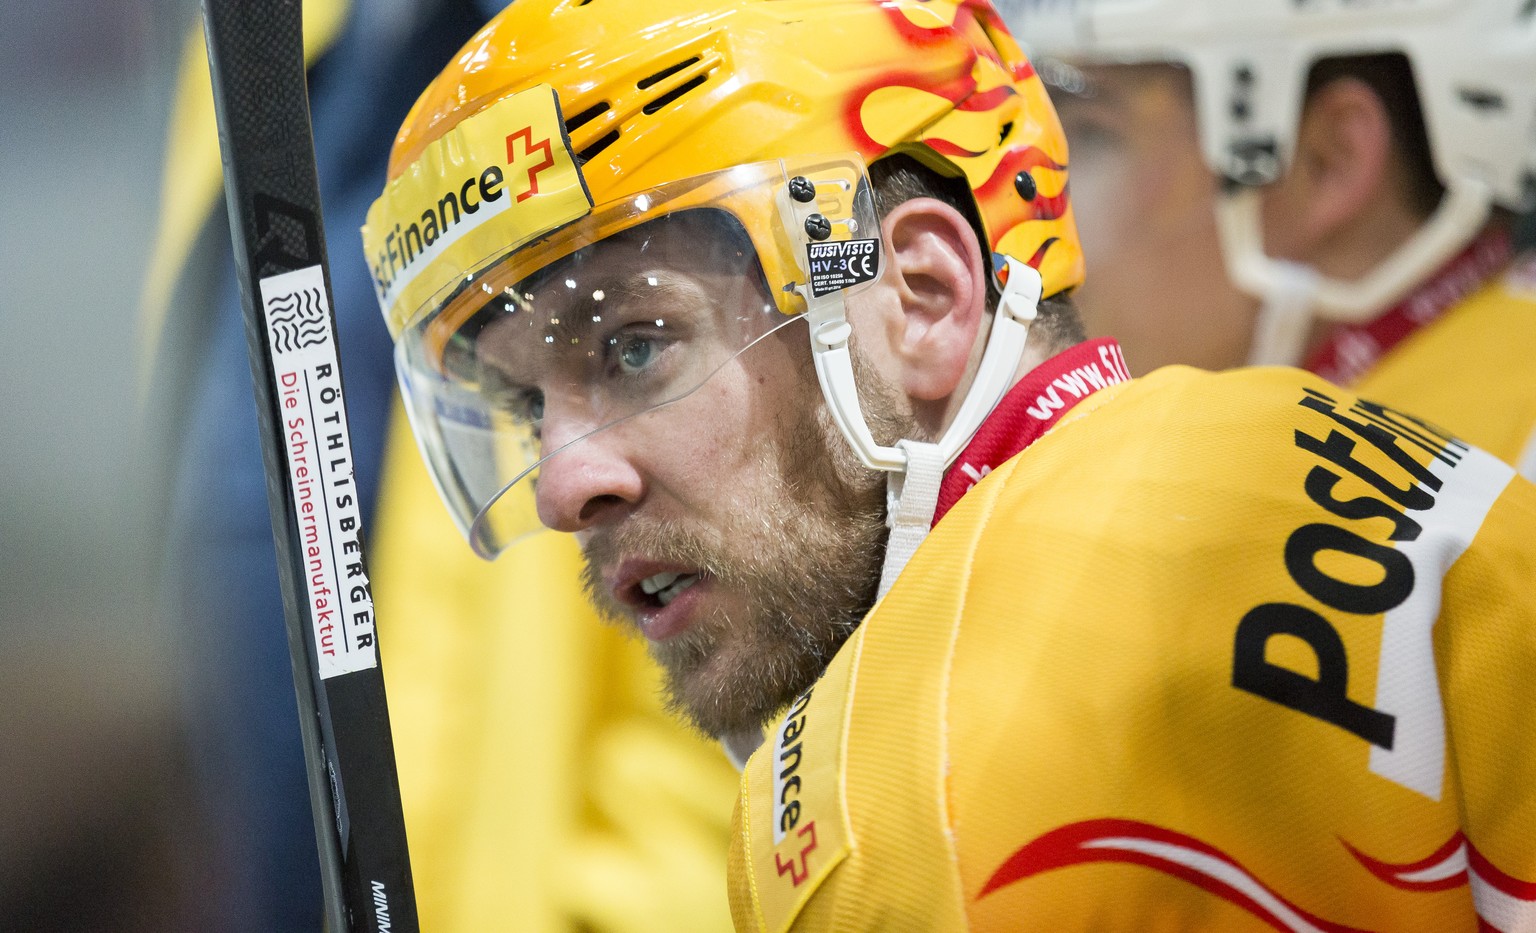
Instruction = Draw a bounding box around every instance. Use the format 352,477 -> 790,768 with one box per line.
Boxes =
803,256 -> 1043,599
716,258 -> 1042,769
1217,176 -> 1494,367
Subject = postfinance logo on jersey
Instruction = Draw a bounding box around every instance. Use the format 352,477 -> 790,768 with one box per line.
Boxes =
1234,384 -> 1512,801
362,84 -> 594,338
744,638 -> 855,933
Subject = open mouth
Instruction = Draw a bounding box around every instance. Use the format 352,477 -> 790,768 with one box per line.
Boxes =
638,570 -> 701,608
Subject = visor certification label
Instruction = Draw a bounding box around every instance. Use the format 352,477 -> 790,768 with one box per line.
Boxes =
261,265 -> 378,680
806,238 -> 880,297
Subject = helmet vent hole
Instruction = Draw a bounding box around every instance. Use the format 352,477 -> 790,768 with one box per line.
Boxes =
564,101 -> 612,134
642,75 -> 707,115
638,57 -> 701,90
577,129 -> 621,163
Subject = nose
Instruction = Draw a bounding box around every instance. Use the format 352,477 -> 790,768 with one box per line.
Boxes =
534,414 -> 645,534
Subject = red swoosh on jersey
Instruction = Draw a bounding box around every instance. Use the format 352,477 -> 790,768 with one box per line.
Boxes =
1342,832 -> 1536,932
1467,842 -> 1536,901
1342,832 -> 1468,892
980,818 -> 1371,933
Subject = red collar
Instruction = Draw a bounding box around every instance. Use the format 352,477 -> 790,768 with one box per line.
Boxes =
934,338 -> 1130,524
1303,228 -> 1513,386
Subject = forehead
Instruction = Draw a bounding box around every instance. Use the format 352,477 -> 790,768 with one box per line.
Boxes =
524,208 -> 760,305
464,208 -> 775,373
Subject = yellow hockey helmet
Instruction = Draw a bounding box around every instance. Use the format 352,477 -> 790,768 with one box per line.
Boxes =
364,0 -> 1081,555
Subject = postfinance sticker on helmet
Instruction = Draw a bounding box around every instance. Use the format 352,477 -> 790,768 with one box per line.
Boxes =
362,85 -> 594,337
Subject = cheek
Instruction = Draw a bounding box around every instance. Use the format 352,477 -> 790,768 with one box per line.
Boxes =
1071,133 -> 1216,267
638,362 -> 780,508
1066,144 -> 1140,260
1067,147 -> 1191,344
1067,140 -> 1257,372
639,320 -> 830,517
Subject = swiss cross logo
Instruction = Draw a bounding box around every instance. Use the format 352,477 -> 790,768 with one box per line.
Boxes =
505,126 -> 556,203
774,820 -> 819,887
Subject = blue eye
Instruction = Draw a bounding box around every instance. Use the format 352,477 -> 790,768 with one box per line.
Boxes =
611,334 -> 658,375
496,386 -> 542,426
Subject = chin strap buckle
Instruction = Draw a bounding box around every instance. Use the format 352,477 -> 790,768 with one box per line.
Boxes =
877,440 -> 946,599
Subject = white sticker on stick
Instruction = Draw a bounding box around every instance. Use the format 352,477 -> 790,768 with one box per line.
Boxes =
260,265 -> 378,679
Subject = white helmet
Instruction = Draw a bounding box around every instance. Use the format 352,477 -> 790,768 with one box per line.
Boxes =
998,0 -> 1536,364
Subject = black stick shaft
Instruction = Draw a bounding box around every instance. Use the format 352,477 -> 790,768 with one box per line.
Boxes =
200,2 -> 418,930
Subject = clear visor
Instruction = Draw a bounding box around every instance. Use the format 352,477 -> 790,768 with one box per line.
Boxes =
393,155 -> 881,557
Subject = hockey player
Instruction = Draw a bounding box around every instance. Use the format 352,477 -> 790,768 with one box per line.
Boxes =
366,1 -> 1536,928
998,0 -> 1536,476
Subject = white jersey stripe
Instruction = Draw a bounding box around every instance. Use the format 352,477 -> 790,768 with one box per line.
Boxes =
1471,864 -> 1536,933
1516,424 -> 1536,483
1369,443 -> 1514,800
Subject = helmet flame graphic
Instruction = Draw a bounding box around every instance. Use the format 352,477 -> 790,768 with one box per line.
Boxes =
846,1 -> 1077,286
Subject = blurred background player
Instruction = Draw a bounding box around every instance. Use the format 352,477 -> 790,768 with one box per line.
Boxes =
141,0 -> 735,929
998,0 -> 1536,475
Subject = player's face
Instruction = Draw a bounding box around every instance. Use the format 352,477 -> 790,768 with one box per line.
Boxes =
1052,63 -> 1259,373
515,226 -> 905,738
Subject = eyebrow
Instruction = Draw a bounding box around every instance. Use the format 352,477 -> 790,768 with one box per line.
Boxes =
542,271 -> 706,344
473,269 -> 708,384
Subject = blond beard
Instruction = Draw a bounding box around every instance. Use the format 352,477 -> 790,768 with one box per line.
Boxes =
578,352 -> 912,738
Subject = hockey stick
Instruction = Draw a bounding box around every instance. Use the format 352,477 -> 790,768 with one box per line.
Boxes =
200,1 -> 419,930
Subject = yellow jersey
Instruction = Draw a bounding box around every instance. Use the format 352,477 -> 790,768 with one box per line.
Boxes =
728,362 -> 1536,932
1353,253 -> 1536,479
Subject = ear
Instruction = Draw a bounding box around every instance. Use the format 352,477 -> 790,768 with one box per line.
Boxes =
877,196 -> 988,401
1265,76 -> 1394,256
